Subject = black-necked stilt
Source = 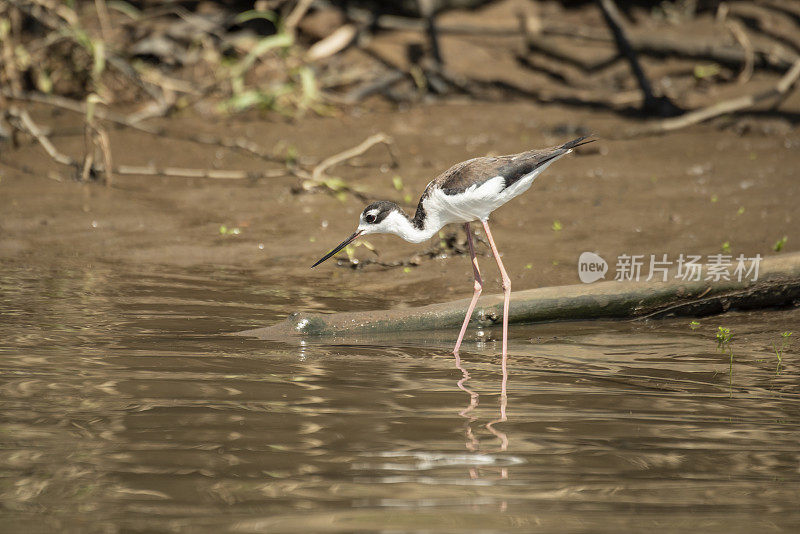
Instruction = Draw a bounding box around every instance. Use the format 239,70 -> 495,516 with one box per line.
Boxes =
312,135 -> 594,359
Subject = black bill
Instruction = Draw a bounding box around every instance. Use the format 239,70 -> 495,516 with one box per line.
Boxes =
311,230 -> 363,268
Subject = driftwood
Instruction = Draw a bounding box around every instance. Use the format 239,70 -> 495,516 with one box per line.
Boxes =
625,57 -> 800,137
238,252 -> 800,340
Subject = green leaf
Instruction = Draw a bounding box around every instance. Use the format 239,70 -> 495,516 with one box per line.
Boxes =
108,1 -> 141,20
35,69 -> 53,94
232,33 -> 293,77
235,10 -> 278,24
321,177 -> 348,192
298,66 -> 318,107
91,39 -> 106,80
85,94 -> 103,123
693,63 -> 720,79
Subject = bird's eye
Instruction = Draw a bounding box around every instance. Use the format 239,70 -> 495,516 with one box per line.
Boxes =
365,213 -> 377,224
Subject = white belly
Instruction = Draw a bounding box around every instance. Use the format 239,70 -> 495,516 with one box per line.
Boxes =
425,161 -> 553,225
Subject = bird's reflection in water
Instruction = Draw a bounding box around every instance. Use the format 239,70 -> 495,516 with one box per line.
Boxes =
453,351 -> 480,451
453,350 -> 509,480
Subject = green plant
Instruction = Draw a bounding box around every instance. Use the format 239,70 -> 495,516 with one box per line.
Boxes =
772,331 -> 792,375
693,63 -> 721,79
219,225 -> 241,235
219,9 -> 325,117
344,240 -> 377,263
773,236 -> 788,252
716,326 -> 734,396
551,220 -> 563,232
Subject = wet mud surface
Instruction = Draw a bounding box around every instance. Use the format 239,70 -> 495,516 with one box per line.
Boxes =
2,100 -> 798,312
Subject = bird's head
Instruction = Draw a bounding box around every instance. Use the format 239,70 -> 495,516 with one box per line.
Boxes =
311,201 -> 403,267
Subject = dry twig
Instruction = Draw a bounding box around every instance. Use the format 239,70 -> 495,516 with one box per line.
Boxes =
726,19 -> 754,84
114,166 -> 288,180
6,106 -> 77,167
285,0 -> 313,34
311,133 -> 397,182
624,58 -> 800,137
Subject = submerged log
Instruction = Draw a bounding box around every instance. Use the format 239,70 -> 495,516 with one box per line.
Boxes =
238,252 -> 800,340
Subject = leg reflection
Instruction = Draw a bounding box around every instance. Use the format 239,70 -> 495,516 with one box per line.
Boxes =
453,351 -> 479,451
453,350 -> 510,471
485,357 -> 508,454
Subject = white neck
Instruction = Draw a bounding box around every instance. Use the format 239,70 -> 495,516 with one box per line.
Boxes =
361,210 -> 441,244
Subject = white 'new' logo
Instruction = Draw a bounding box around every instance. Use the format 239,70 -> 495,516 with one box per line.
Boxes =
578,252 -> 608,283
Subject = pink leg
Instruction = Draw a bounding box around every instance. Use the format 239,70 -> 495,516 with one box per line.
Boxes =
453,223 -> 483,355
481,220 -> 510,362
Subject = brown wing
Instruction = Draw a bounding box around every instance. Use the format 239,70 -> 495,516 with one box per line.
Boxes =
432,156 -> 507,195
432,135 -> 594,194
499,135 -> 594,188
411,136 -> 594,226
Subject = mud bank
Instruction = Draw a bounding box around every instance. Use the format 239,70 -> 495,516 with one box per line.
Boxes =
239,252 -> 800,339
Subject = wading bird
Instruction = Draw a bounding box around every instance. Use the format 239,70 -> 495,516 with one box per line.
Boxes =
312,136 -> 594,359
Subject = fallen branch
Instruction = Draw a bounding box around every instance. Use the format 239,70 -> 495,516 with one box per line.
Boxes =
6,106 -> 77,167
305,24 -> 358,62
285,0 -> 313,34
311,133 -> 396,182
725,19 -> 754,84
114,165 -> 288,180
624,57 -> 800,137
728,2 -> 800,56
238,252 -> 800,339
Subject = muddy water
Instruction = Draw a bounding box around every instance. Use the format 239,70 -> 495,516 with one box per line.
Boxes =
1,259 -> 798,533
